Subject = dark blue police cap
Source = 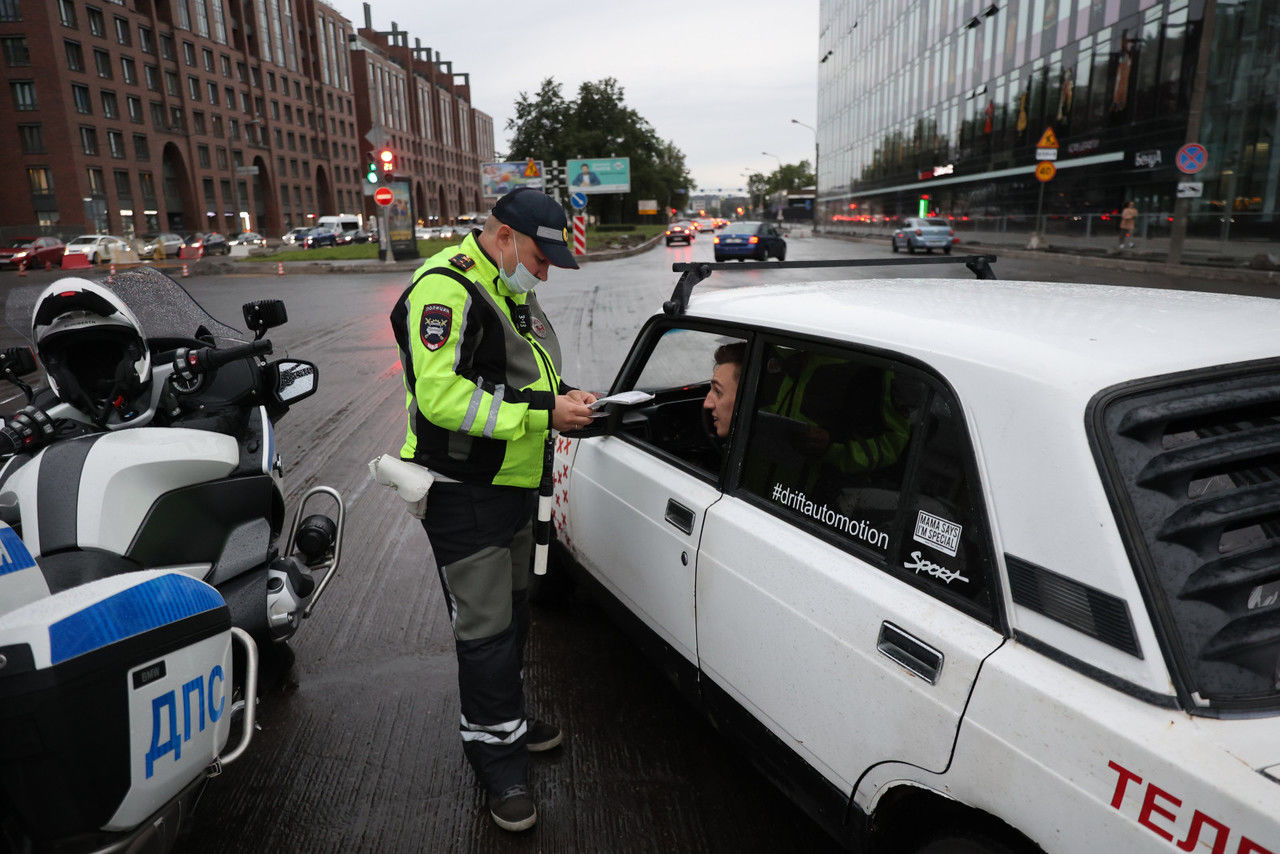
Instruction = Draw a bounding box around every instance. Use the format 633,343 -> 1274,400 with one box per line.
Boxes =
491,187 -> 578,269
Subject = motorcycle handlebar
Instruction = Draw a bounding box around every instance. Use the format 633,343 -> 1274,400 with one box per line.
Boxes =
166,339 -> 274,378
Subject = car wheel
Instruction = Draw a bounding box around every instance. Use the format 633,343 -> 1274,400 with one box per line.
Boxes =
891,238 -> 899,253
714,255 -> 724,263
777,247 -> 786,261
907,241 -> 916,254
912,829 -> 1025,854
925,247 -> 933,254
943,246 -> 952,255
756,247 -> 768,261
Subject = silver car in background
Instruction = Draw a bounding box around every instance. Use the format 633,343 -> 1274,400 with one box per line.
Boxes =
891,217 -> 957,254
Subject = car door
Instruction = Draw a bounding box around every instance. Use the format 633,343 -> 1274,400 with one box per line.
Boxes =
568,323 -> 747,664
696,335 -> 1005,794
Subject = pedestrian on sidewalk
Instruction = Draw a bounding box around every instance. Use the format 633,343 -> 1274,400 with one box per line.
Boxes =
388,187 -> 596,832
1120,201 -> 1138,249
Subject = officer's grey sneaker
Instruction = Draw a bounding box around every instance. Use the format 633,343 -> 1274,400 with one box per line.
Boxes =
526,718 -> 562,752
489,784 -> 537,832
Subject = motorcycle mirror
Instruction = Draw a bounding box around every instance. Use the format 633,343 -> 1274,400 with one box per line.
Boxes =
0,347 -> 37,377
243,300 -> 288,337
267,359 -> 318,407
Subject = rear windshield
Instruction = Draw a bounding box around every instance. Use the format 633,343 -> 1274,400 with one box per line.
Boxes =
68,236 -> 96,245
726,222 -> 762,232
1093,363 -> 1280,714
921,218 -> 950,227
2,239 -> 34,249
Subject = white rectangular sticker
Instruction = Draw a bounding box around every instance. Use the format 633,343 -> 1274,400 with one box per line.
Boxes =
913,510 -> 961,557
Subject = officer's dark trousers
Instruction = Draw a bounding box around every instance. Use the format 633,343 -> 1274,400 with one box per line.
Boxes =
422,482 -> 536,796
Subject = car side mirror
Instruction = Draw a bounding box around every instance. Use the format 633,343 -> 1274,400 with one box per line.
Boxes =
243,300 -> 288,337
267,359 -> 318,406
0,347 -> 38,377
560,406 -> 623,440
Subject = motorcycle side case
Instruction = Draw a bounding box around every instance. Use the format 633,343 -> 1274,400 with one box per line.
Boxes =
0,563 -> 234,841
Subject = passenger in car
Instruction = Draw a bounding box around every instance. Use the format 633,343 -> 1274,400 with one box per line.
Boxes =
703,341 -> 746,439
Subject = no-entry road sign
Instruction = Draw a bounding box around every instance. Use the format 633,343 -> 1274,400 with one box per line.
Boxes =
374,186 -> 394,206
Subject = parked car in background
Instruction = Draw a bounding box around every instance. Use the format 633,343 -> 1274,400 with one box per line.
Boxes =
0,236 -> 65,269
436,224 -> 463,241
228,231 -> 267,248
281,226 -> 311,245
62,234 -> 131,265
302,227 -> 339,249
665,222 -> 696,246
414,226 -> 440,240
892,217 -> 957,254
713,221 -> 787,261
334,229 -> 372,245
135,232 -> 185,259
182,232 -> 229,256
695,217 -> 719,233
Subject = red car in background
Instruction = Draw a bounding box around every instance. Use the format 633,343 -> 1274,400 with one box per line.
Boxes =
0,236 -> 66,269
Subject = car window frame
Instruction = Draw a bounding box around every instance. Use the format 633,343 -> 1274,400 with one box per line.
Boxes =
721,327 -> 1007,631
606,314 -> 756,489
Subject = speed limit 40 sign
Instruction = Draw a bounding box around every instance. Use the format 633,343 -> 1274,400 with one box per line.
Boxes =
1035,162 -> 1056,182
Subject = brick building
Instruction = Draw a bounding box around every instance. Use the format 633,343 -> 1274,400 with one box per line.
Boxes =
0,0 -> 491,240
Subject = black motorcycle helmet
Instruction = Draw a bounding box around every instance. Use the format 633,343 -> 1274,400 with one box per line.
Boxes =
31,278 -> 151,424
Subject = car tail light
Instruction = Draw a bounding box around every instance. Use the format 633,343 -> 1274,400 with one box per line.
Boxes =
914,229 -> 923,236
949,229 -> 955,236
748,236 -> 759,244
713,237 -> 720,244
665,230 -> 672,235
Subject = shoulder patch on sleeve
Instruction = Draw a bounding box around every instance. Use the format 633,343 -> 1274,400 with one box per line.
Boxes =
420,303 -> 453,351
449,253 -> 475,272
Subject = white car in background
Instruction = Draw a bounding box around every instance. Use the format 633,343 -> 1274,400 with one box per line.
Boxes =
546,255 -> 1280,853
62,234 -> 131,265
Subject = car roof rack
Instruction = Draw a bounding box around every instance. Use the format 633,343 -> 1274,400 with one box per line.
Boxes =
662,254 -> 998,316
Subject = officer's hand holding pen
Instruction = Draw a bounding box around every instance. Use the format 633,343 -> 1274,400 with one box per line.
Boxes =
553,394 -> 595,431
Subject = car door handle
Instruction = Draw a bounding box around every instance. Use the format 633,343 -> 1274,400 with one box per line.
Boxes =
664,499 -> 694,535
876,622 -> 943,685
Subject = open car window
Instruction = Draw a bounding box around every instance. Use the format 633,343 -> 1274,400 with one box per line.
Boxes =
615,325 -> 749,481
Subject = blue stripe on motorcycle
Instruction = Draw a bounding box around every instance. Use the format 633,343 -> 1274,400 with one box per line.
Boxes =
0,526 -> 37,576
49,574 -> 224,663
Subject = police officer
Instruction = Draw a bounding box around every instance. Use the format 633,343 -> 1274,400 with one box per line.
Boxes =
389,187 -> 595,831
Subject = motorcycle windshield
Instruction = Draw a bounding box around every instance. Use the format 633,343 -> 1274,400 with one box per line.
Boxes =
5,266 -> 246,348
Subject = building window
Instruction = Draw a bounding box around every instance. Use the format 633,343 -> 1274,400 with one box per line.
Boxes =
72,83 -> 90,113
165,70 -> 179,97
64,40 -> 84,72
126,95 -> 141,122
176,0 -> 190,29
139,171 -> 155,205
224,85 -> 233,106
133,133 -> 148,159
169,106 -> 184,131
267,72 -> 276,92
216,147 -> 228,168
2,36 -> 29,66
220,54 -> 231,77
114,16 -> 129,45
240,91 -> 250,113
187,75 -> 200,100
27,167 -> 53,194
207,81 -> 218,105
236,61 -> 246,82
182,41 -> 195,66
202,48 -> 213,72
0,0 -> 20,23
120,56 -> 135,84
228,118 -> 239,140
80,126 -> 98,155
11,81 -> 36,111
114,169 -> 132,203
192,111 -> 205,134
159,34 -> 173,60
86,6 -> 104,37
202,177 -> 215,209
107,130 -> 124,158
18,124 -> 43,154
87,167 -> 105,195
149,101 -> 164,127
101,90 -> 118,118
144,64 -> 158,91
138,26 -> 153,54
58,0 -> 76,27
198,144 -> 210,168
211,114 -> 223,137
93,48 -> 112,78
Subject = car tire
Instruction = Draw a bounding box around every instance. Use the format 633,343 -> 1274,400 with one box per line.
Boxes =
714,255 -> 725,263
912,829 -> 1026,854
943,246 -> 952,255
891,239 -> 899,253
907,242 -> 916,254
756,247 -> 768,262
777,248 -> 786,261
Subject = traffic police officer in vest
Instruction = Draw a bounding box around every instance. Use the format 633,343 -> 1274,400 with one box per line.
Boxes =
389,187 -> 596,831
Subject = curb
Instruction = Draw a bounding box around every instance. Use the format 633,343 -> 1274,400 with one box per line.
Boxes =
575,234 -> 663,264
823,232 -> 1280,287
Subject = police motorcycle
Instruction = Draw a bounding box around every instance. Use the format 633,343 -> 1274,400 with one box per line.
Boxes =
0,266 -> 344,852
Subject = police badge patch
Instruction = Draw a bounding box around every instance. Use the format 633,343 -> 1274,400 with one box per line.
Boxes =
420,303 -> 452,351
530,314 -> 548,338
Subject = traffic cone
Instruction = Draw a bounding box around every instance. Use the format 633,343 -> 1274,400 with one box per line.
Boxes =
17,261 -> 26,277
109,261 -> 116,276
181,263 -> 189,278
276,261 -> 284,276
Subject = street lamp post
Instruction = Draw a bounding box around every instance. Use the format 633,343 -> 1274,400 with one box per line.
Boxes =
791,119 -> 818,229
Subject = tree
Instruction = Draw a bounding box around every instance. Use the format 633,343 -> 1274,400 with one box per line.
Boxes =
505,77 -> 695,223
765,160 -> 815,195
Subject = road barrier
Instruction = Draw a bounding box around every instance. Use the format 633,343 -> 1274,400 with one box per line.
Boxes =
277,261 -> 285,276
60,253 -> 91,270
181,263 -> 190,278
17,261 -> 26,277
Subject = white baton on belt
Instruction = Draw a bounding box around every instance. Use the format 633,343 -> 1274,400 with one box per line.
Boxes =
533,431 -> 555,575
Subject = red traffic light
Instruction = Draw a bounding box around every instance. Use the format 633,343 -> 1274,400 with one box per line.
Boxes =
378,148 -> 394,172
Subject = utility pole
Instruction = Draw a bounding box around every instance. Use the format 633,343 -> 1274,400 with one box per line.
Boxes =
1167,0 -> 1217,264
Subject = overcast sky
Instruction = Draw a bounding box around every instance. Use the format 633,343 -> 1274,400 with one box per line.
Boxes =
327,0 -> 818,194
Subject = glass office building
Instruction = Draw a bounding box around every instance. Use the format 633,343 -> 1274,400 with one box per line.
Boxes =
816,0 -> 1280,241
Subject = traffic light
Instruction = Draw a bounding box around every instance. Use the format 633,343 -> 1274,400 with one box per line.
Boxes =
365,156 -> 379,185
378,147 -> 395,175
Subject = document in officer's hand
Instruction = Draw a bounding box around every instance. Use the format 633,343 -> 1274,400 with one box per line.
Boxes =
587,390 -> 655,413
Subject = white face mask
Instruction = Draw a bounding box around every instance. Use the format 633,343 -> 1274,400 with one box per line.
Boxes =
498,241 -> 540,294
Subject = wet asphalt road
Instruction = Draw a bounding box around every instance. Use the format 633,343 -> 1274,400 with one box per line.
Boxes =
2,238 -> 1273,852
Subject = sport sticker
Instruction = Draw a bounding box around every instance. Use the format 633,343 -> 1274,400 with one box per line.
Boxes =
420,304 -> 452,351
913,510 -> 961,557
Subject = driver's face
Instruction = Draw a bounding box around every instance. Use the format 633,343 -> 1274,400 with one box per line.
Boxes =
704,362 -> 740,438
